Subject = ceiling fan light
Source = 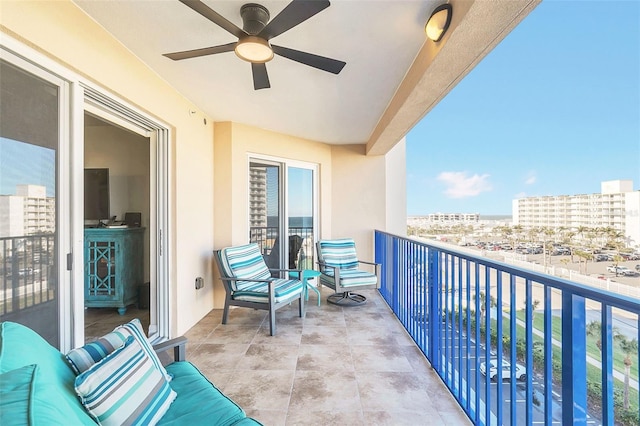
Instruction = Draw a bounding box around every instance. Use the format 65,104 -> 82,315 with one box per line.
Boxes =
425,4 -> 452,42
234,36 -> 274,63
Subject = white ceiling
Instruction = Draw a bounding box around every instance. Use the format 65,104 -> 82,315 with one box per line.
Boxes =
74,0 -> 539,149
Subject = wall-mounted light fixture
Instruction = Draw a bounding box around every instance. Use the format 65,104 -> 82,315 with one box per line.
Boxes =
425,3 -> 452,42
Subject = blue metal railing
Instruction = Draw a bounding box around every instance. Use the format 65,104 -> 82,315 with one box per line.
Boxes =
375,231 -> 640,426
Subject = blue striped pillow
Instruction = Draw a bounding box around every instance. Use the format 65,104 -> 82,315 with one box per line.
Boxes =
66,331 -> 126,374
75,336 -> 176,426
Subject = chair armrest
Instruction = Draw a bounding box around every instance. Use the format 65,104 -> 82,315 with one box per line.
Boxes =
316,261 -> 337,272
269,268 -> 302,273
358,260 -> 380,267
219,276 -> 274,284
153,336 -> 187,362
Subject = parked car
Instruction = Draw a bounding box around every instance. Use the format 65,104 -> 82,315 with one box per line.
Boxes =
595,254 -> 609,262
480,359 -> 527,382
607,265 -> 637,276
636,264 -> 640,272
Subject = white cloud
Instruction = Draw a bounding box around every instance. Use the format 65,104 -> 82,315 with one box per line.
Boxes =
437,171 -> 492,199
524,171 -> 537,185
514,191 -> 527,199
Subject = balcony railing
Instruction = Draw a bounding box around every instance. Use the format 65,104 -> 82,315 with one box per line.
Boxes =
375,230 -> 640,426
249,226 -> 315,270
0,234 -> 56,317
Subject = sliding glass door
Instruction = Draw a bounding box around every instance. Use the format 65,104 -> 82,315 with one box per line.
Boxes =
0,56 -> 68,347
248,159 -> 317,271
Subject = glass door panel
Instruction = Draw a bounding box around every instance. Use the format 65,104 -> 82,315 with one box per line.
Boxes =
249,161 -> 281,269
287,167 -> 315,269
0,59 -> 60,346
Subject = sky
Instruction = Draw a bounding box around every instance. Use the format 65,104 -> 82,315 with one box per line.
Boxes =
406,0 -> 640,216
0,137 -> 56,197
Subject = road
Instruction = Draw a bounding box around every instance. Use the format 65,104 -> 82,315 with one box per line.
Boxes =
439,326 -> 602,425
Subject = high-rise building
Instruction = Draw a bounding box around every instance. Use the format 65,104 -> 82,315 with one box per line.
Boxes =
249,167 -> 267,228
512,180 -> 640,248
0,184 -> 55,237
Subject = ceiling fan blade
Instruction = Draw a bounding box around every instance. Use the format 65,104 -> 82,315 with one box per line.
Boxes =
272,45 -> 345,74
252,63 -> 271,90
163,42 -> 236,61
259,0 -> 330,40
179,0 -> 247,39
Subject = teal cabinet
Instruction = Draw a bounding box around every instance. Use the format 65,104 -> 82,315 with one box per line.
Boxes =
84,228 -> 145,315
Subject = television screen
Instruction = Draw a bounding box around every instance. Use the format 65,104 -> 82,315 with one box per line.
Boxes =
84,168 -> 110,220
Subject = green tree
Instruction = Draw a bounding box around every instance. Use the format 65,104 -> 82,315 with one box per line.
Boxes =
619,338 -> 639,410
575,250 -> 593,274
585,320 -> 622,352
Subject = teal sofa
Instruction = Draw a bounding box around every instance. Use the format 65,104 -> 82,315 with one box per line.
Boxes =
0,321 -> 261,425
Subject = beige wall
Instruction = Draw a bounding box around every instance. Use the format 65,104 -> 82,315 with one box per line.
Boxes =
1,0 -> 215,336
2,0 -> 408,333
213,122 -> 334,308
385,138 -> 408,237
212,121 -> 406,308
330,145 -> 386,261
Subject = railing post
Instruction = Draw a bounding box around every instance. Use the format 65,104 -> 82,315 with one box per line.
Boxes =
11,244 -> 20,313
561,291 -> 587,425
428,248 -> 440,371
392,236 -> 399,314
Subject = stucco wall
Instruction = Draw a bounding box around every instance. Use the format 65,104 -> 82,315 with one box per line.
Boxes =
330,145 -> 387,261
213,121 -> 333,308
1,0 -> 215,336
1,0 -> 408,332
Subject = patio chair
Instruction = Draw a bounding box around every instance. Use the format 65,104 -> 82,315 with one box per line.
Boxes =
214,242 -> 305,335
265,234 -> 305,272
316,238 -> 380,306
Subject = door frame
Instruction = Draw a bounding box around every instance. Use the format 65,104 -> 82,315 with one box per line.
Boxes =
247,154 -> 319,269
76,85 -> 172,346
1,33 -> 172,349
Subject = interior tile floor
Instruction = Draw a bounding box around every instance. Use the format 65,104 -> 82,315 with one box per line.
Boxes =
85,288 -> 471,426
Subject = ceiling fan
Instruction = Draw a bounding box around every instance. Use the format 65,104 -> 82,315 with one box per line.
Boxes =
164,0 -> 346,90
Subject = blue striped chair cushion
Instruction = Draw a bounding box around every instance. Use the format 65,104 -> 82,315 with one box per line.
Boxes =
234,278 -> 303,303
220,243 -> 271,291
75,336 -> 176,426
320,269 -> 378,288
317,239 -> 359,271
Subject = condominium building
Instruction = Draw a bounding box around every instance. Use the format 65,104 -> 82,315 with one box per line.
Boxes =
425,213 -> 480,223
0,184 -> 55,237
248,166 -> 267,229
512,180 -> 640,248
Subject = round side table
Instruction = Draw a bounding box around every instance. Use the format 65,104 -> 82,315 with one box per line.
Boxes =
290,270 -> 322,306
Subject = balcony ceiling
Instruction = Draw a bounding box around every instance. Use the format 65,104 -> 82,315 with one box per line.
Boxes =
74,0 -> 538,154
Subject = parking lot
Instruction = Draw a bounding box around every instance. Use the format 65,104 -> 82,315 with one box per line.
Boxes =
465,245 -> 640,288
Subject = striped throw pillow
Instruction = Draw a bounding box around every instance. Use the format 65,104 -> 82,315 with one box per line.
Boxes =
75,336 -> 176,426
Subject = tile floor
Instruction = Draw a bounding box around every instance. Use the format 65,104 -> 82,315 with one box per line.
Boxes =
84,288 -> 471,425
